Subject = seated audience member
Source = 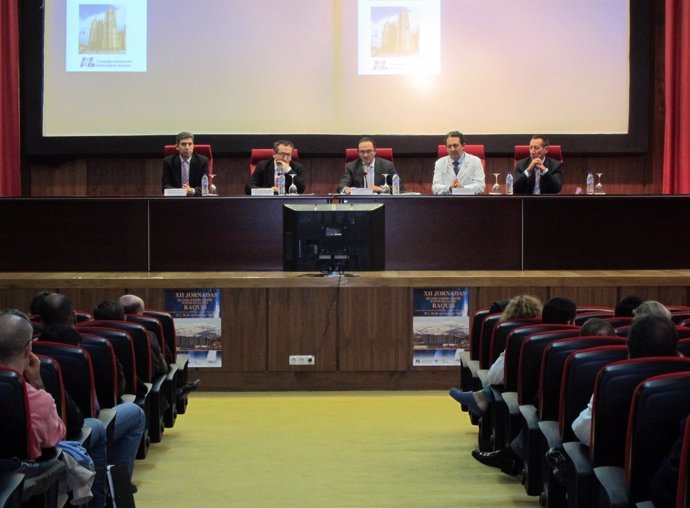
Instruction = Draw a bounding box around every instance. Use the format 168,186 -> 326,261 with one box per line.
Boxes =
245,140 -> 305,195
571,314 -> 679,445
448,295 -> 543,415
38,293 -> 145,493
119,294 -> 200,396
337,137 -> 402,194
614,294 -> 643,317
633,299 -> 672,320
431,131 -> 485,195
579,317 -> 615,337
161,131 -> 208,196
29,291 -> 52,316
513,135 -> 562,195
450,296 -> 576,415
0,309 -> 66,459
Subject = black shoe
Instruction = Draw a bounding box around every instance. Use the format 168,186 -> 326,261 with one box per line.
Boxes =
131,483 -> 138,494
176,378 -> 200,397
471,447 -> 523,476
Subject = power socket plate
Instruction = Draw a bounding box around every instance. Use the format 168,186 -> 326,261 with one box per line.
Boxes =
289,355 -> 316,366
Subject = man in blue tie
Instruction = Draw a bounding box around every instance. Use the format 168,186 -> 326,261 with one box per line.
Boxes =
513,135 -> 562,195
162,131 -> 209,196
337,137 -> 400,194
432,131 -> 485,195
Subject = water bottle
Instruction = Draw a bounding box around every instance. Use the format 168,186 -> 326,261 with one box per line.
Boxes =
278,172 -> 286,195
586,170 -> 594,195
506,173 -> 513,195
201,174 -> 209,196
392,173 -> 400,195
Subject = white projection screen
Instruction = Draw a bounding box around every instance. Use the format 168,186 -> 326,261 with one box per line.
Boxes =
25,0 -> 648,155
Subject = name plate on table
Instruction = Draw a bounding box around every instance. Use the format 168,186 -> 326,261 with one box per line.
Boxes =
350,188 -> 374,195
251,188 -> 274,196
452,188 -> 475,195
164,188 -> 187,197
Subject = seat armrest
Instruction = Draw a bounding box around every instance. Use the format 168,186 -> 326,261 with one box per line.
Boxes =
563,440 -> 594,508
538,420 -> 562,450
593,466 -> 628,508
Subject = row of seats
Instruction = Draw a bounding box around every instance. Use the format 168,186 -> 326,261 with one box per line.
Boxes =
458,304 -> 690,507
165,144 -> 565,180
0,308 -> 191,507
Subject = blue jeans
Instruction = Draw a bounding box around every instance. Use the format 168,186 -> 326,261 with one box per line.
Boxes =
83,418 -> 107,508
110,402 -> 146,479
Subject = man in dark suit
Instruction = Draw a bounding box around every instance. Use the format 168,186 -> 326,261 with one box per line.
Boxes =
245,140 -> 305,195
161,131 -> 209,196
337,137 -> 402,194
513,135 -> 562,194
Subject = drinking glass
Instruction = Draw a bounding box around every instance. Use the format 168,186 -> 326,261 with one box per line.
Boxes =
595,173 -> 605,194
490,173 -> 501,194
209,174 -> 217,194
381,173 -> 391,194
288,173 -> 298,195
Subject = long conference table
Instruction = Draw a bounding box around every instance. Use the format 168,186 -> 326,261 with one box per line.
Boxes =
2,195 -> 690,272
2,195 -> 690,390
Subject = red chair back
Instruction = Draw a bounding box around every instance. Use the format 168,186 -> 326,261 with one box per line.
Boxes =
164,144 -> 214,176
436,144 -> 486,168
250,148 -> 299,175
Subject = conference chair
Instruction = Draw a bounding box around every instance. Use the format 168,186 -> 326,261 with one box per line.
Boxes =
345,147 -> 393,163
249,148 -> 299,175
518,336 -> 625,496
0,471 -> 24,508
80,335 -> 120,409
436,144 -> 486,168
562,357 -> 690,508
573,311 -> 617,326
513,144 -> 563,165
0,367 -> 67,508
593,372 -> 690,507
676,417 -> 690,508
538,345 -> 629,507
459,308 -> 490,393
575,305 -> 615,315
164,143 -> 214,177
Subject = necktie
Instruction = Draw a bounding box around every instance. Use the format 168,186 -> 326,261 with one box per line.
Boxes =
452,160 -> 460,176
534,169 -> 541,195
365,165 -> 373,187
182,160 -> 190,185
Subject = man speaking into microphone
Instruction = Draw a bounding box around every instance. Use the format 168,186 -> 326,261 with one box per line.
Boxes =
245,140 -> 305,195
513,135 -> 562,195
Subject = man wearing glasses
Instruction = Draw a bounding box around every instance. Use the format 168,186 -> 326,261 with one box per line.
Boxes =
338,137 -> 401,194
245,140 -> 305,195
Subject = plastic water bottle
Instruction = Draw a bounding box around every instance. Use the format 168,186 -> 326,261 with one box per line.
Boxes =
586,171 -> 594,195
392,173 -> 400,195
506,173 -> 513,195
278,172 -> 286,195
201,174 -> 209,196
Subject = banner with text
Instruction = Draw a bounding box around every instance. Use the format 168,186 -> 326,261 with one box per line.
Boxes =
412,287 -> 469,367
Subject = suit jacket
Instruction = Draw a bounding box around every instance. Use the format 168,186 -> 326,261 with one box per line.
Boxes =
161,152 -> 209,196
245,159 -> 306,195
513,156 -> 562,195
337,157 -> 402,193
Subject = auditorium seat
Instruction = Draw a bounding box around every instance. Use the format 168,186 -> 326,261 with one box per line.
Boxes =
345,147 -> 393,163
436,144 -> 486,168
594,371 -> 690,506
514,144 -> 563,164
249,148 -> 299,175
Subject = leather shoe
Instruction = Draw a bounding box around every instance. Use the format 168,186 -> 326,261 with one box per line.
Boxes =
176,378 -> 200,397
449,388 -> 485,417
471,447 -> 522,476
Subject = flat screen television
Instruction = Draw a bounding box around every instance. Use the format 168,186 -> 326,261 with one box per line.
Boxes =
283,204 -> 385,273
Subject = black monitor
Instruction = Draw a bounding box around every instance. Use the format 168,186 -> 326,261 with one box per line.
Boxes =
283,204 -> 385,273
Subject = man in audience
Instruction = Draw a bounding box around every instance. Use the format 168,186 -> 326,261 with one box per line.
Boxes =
245,140 -> 305,195
513,135 -> 562,195
431,131 -> 485,195
579,317 -> 615,337
162,131 -> 208,196
119,294 -> 200,396
38,293 -> 146,491
614,295 -> 642,317
0,309 -> 66,459
633,299 -> 672,320
571,313 -> 679,445
337,137 -> 402,194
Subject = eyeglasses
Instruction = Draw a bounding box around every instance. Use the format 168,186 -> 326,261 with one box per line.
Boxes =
25,337 -> 38,348
275,152 -> 292,158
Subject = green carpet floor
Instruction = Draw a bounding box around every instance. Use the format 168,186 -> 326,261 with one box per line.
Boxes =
133,391 -> 539,507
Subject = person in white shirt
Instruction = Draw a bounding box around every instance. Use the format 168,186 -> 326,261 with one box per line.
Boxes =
432,131 -> 485,195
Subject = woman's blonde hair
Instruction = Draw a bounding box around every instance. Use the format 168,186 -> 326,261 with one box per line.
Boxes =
501,295 -> 543,321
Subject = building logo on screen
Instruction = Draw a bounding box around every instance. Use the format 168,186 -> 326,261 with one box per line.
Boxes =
79,6 -> 126,54
80,57 -> 95,68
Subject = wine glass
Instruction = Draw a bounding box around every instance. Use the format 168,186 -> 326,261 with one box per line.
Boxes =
594,172 -> 605,194
209,174 -> 217,194
490,173 -> 500,194
288,173 -> 298,195
381,173 -> 391,194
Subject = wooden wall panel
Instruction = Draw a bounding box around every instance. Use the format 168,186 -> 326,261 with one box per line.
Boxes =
267,288 -> 337,372
225,288 -> 268,372
338,287 -> 411,371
